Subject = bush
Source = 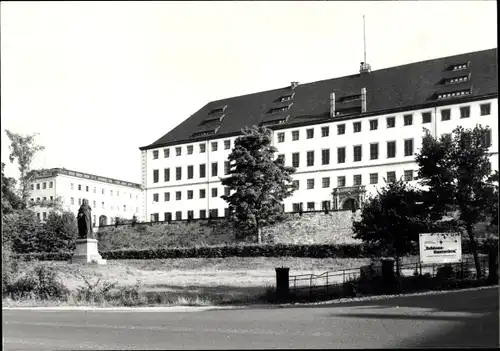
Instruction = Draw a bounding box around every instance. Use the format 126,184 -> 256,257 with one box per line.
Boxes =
115,281 -> 148,306
75,276 -> 117,304
2,243 -> 20,296
14,252 -> 72,261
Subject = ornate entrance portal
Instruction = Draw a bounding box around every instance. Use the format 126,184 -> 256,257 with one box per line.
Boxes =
332,186 -> 367,212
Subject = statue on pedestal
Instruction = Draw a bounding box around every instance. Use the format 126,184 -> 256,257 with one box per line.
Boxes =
77,199 -> 94,239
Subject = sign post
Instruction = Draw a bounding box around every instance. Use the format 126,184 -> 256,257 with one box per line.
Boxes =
419,232 -> 462,264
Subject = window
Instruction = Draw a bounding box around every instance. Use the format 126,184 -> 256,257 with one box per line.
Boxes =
199,210 -> 207,219
353,174 -> 362,186
387,141 -> 396,158
43,196 -> 47,201
386,171 -> 396,184
322,177 -> 330,188
200,143 -> 206,153
199,189 -> 206,198
306,128 -> 314,139
153,150 -> 159,159
224,208 -> 230,217
37,213 -> 40,220
404,114 -> 413,126
210,209 -> 218,218
164,168 -> 170,182
480,103 -> 491,116
86,186 -> 89,192
353,145 -> 362,162
441,109 -> 451,121
337,147 -> 346,163
78,184 -> 82,191
164,148 -> 170,158
321,149 -> 330,165
176,191 -> 181,201
153,170 -> 159,183
404,139 -> 414,156
36,183 -> 40,190
369,119 -> 378,130
422,112 -> 432,124
277,132 -> 285,143
387,116 -> 395,128
307,179 -> 315,189
404,170 -> 414,182
370,143 -> 379,160
212,188 -> 218,197
224,161 -> 230,175
224,140 -> 231,149
102,202 -> 104,209
200,164 -> 206,178
277,154 -> 285,164
292,203 -> 302,212
152,213 -> 159,222
164,212 -> 172,222
176,147 -> 182,156
93,187 -> 96,193
481,129 -> 492,148
460,106 -> 470,118
307,202 -> 315,211
30,184 -> 34,190
71,197 -> 75,205
337,176 -> 346,187
110,190 -> 113,196
353,122 -> 362,133
211,142 -> 218,152
337,124 -> 345,135
211,162 -> 218,177
153,193 -> 159,202
164,192 -> 170,201
43,212 -> 47,221
187,190 -> 193,200
442,133 -> 452,142
187,145 -> 193,155
224,187 -> 230,196
176,167 -> 182,181
292,153 -> 300,168
92,200 -> 95,207
322,201 -> 331,211
42,182 -> 47,189
321,126 -> 329,137
49,181 -> 53,188
175,211 -> 182,221
102,188 -> 104,194
307,151 -> 314,167
451,62 -> 469,71
369,173 -> 378,184
292,180 -> 299,190
37,197 -> 40,202
292,130 -> 299,141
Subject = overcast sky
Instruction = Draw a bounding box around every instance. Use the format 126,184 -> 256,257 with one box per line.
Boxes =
1,1 -> 497,184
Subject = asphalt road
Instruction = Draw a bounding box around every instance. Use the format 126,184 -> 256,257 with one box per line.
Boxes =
3,287 -> 499,350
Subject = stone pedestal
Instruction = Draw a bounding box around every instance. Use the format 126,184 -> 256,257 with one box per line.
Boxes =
69,238 -> 106,265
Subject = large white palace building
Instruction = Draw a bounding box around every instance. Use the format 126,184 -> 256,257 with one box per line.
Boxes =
139,48 -> 498,223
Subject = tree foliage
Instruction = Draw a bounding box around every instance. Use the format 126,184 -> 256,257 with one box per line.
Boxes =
221,125 -> 296,243
2,209 -> 42,254
1,162 -> 23,214
39,211 -> 78,253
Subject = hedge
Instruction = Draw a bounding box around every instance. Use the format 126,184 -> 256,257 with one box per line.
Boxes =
15,252 -> 73,262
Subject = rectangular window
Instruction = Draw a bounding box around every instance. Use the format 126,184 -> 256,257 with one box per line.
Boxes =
224,187 -> 230,196
153,193 -> 159,202
307,202 -> 315,211
337,147 -> 346,163
210,209 -> 218,218
482,129 -> 492,147
292,130 -> 299,141
404,114 -> 413,126
111,190 -> 113,196
422,112 -> 432,124
480,103 -> 491,116
30,184 -> 34,190
387,116 -> 395,128
37,213 -> 40,220
441,109 -> 451,121
49,181 -> 53,188
43,182 -> 47,189
337,124 -> 345,135
43,196 -> 47,201
322,201 -> 331,211
404,170 -> 414,182
211,142 -> 218,152
353,174 -> 362,186
50,196 -> 54,201
187,165 -> 194,179
153,213 -> 159,222
199,189 -> 206,199
369,119 -> 378,130
164,168 -> 170,182
176,147 -> 182,156
175,211 -> 182,221
353,145 -> 362,162
292,180 -> 299,190
153,150 -> 159,159
224,140 -> 231,149
387,141 -> 396,158
93,187 -> 96,193
200,143 -> 206,153
102,201 -> 104,209
321,149 -> 330,165
460,106 -> 470,118
102,188 -> 104,194
321,126 -> 329,137
164,148 -> 170,158
43,212 -> 47,220
369,173 -> 378,184
71,197 -> 75,205
200,164 -> 206,178
386,171 -> 396,184
187,190 -> 193,200
322,177 -> 330,188
277,132 -> 285,143
224,208 -> 230,217
212,188 -> 218,197
353,122 -> 362,133
176,167 -> 182,181
86,186 -> 89,192
404,139 -> 414,156
224,161 -> 230,175
306,128 -> 314,139
277,154 -> 285,164
164,192 -> 170,201
187,145 -> 193,155
337,176 -> 346,187
36,184 -> 40,190
78,184 -> 81,191
199,210 -> 206,219
176,191 -> 181,201
370,143 -> 379,160
153,170 -> 159,183
307,151 -> 315,167
211,162 -> 218,177
307,179 -> 315,189
164,212 -> 172,222
292,153 -> 300,168
292,203 -> 301,212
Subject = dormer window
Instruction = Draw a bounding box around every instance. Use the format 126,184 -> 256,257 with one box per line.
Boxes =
192,126 -> 220,138
208,106 -> 227,115
269,104 -> 291,114
436,88 -> 471,100
450,62 -> 470,71
340,94 -> 361,103
279,93 -> 294,103
261,116 -> 289,127
444,74 -> 470,85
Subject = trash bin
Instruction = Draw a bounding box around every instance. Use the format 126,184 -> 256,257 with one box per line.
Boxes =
275,267 -> 290,299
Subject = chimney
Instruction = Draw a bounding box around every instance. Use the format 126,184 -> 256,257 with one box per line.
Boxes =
291,81 -> 299,89
330,93 -> 336,118
361,87 -> 367,113
359,62 -> 371,74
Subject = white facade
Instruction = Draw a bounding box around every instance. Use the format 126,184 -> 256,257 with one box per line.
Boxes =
141,98 -> 498,221
28,168 -> 144,226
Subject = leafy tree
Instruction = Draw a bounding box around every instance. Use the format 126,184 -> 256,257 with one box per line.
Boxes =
416,125 -> 496,278
39,211 -> 78,253
2,209 -> 42,253
5,130 -> 45,207
1,162 -> 23,214
221,125 -> 296,243
353,179 -> 427,274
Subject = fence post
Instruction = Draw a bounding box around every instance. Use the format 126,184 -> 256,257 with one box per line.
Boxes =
326,272 -> 329,294
309,275 -> 313,296
343,270 -> 345,284
419,262 -> 422,276
275,267 -> 290,300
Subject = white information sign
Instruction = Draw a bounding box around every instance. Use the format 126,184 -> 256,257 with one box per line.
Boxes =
419,232 -> 462,264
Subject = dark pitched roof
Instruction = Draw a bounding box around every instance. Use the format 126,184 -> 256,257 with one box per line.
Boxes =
140,48 -> 497,151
